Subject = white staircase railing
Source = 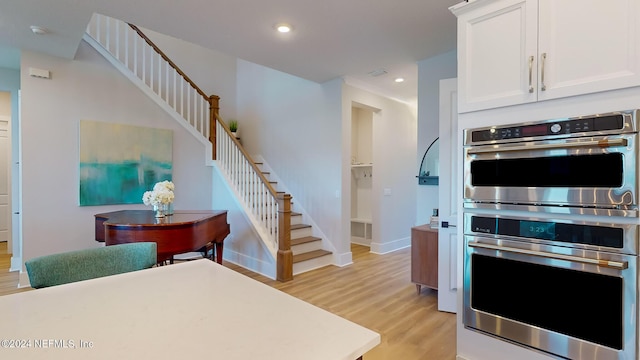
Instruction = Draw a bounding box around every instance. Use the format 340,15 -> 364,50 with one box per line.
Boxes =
85,13 -> 213,143
85,13 -> 293,281
216,122 -> 279,256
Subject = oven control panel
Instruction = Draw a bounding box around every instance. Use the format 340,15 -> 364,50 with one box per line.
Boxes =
467,215 -> 625,249
469,113 -> 625,143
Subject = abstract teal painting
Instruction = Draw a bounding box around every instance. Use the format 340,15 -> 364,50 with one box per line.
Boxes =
79,120 -> 173,206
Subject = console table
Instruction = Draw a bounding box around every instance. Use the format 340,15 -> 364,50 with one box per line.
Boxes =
411,225 -> 438,294
95,210 -> 230,264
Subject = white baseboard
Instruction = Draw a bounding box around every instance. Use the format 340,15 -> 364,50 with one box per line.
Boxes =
10,256 -> 21,272
334,251 -> 353,267
222,248 -> 276,280
350,237 -> 371,247
18,271 -> 31,288
370,236 -> 410,254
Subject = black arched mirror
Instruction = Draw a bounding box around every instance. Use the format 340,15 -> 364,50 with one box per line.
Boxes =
417,137 -> 439,185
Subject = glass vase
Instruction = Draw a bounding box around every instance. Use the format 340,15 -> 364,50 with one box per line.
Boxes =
153,204 -> 166,218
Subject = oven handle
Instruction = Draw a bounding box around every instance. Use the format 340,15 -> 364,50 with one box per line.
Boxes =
468,241 -> 629,270
467,138 -> 627,154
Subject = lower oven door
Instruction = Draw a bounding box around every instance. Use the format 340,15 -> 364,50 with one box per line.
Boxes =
463,235 -> 637,360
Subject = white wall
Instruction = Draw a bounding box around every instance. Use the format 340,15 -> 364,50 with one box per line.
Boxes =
342,84 -> 417,255
235,59 -> 344,260
416,50 -> 457,226
18,42 -> 220,284
141,28 -> 238,122
211,164 -> 276,278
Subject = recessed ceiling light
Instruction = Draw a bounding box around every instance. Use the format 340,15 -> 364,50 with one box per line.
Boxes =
30,25 -> 48,35
394,77 -> 405,83
275,23 -> 292,33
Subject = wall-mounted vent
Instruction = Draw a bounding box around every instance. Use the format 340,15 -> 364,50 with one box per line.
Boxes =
29,67 -> 51,79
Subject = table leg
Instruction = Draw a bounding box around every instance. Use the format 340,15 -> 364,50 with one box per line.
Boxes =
215,242 -> 223,264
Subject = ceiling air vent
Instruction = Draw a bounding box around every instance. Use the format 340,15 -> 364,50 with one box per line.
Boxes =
368,68 -> 388,77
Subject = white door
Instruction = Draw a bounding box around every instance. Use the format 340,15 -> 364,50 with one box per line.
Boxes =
437,78 -> 458,313
0,118 -> 9,243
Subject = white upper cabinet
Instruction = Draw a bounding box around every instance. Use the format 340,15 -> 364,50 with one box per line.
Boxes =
454,0 -> 537,112
537,0 -> 640,101
452,0 -> 640,113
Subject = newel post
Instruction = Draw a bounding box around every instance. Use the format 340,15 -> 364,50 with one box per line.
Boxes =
209,95 -> 220,160
277,193 -> 293,282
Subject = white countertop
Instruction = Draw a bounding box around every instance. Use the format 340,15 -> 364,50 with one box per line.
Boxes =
0,259 -> 380,359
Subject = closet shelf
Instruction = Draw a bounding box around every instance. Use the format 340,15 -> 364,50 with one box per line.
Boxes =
351,218 -> 372,224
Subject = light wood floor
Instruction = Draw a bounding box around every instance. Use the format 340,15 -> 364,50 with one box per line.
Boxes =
0,242 -> 456,359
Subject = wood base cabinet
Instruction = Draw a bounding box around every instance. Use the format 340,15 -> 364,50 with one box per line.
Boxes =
411,225 -> 438,294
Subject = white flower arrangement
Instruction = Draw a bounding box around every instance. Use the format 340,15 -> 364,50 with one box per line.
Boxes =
142,180 -> 175,206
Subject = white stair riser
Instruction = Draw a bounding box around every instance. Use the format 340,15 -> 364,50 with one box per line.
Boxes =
291,227 -> 312,239
293,254 -> 333,275
291,240 -> 323,255
291,215 -> 303,226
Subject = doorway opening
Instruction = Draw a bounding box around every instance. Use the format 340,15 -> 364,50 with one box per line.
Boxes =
350,105 -> 373,251
0,91 -> 12,256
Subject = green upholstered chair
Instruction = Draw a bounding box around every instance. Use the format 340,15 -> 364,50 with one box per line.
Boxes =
25,242 -> 157,289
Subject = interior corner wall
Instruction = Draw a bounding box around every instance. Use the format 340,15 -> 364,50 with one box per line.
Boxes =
343,84 -> 417,254
416,50 -> 457,225
19,42 -> 214,279
235,59 -> 344,257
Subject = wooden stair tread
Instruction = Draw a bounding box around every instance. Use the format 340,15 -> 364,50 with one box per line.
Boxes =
293,249 -> 332,263
291,211 -> 302,217
291,223 -> 311,230
291,236 -> 321,246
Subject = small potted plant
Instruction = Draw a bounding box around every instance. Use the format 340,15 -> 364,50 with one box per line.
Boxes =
228,119 -> 238,138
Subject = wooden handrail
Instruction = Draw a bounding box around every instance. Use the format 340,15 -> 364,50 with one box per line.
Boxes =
127,23 -> 280,199
128,24 -> 209,100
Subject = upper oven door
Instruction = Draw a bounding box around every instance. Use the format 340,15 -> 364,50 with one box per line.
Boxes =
464,133 -> 637,209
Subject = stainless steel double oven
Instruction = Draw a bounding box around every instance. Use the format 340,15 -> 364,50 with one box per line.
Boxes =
463,110 -> 639,360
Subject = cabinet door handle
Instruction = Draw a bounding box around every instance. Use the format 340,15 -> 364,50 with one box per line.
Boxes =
540,52 -> 547,91
528,55 -> 534,93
